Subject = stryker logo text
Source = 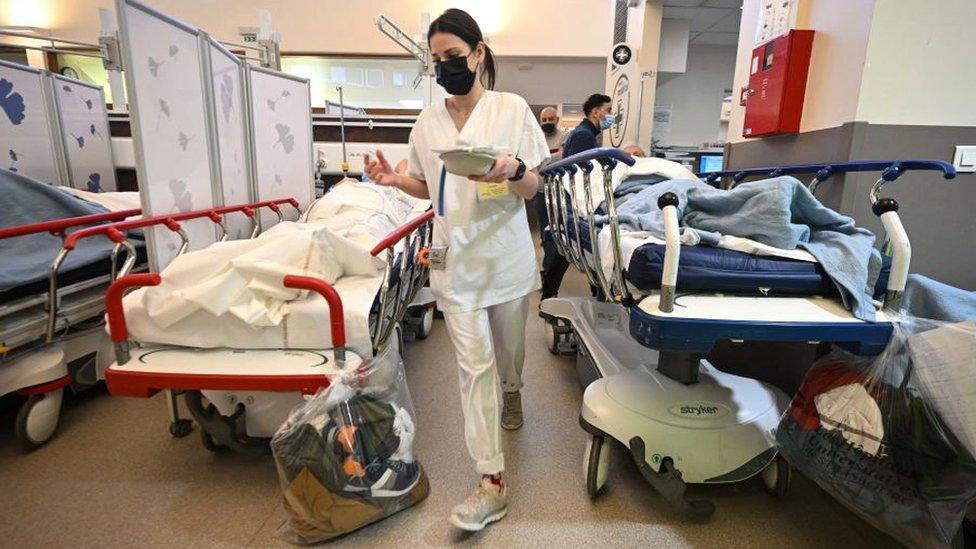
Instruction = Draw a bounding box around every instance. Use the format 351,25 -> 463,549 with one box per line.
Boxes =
681,405 -> 719,416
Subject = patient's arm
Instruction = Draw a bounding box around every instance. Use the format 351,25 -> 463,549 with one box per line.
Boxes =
365,150 -> 431,199
390,175 -> 431,200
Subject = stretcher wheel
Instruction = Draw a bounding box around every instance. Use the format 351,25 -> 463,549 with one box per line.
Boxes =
169,419 -> 193,438
584,434 -> 610,498
201,429 -> 227,453
761,454 -> 791,497
14,390 -> 64,451
545,321 -> 560,355
416,307 -> 434,340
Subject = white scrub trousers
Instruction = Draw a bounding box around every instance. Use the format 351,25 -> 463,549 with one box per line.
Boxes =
442,295 -> 529,475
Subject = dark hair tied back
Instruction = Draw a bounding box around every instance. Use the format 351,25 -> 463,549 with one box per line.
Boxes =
427,8 -> 496,90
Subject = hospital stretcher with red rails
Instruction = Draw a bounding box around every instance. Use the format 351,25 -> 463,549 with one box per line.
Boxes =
100,209 -> 435,452
0,197 -> 299,449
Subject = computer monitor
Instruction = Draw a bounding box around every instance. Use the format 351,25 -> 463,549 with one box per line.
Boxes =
698,154 -> 724,173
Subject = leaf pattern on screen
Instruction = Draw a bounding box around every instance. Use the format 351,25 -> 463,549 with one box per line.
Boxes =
70,133 -> 86,148
82,98 -> 93,110
169,179 -> 193,212
274,173 -> 283,186
177,132 -> 192,151
148,56 -> 164,77
219,73 -> 234,122
62,84 -> 72,93
0,78 -> 27,125
266,89 -> 290,112
156,98 -> 171,129
8,148 -> 21,172
86,172 -> 102,192
88,123 -> 103,140
273,123 -> 294,154
168,45 -> 179,57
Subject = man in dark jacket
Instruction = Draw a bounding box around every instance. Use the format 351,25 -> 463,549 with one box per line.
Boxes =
540,94 -> 613,302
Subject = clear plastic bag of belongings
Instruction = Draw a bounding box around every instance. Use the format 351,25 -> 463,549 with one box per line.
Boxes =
271,344 -> 429,544
776,315 -> 976,548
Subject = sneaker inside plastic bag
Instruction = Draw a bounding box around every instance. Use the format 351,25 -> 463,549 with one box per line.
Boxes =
271,344 -> 429,544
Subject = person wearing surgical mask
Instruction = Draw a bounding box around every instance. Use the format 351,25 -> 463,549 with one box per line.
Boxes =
539,93 -> 612,302
364,8 -> 549,533
539,106 -> 566,160
561,93 -> 613,160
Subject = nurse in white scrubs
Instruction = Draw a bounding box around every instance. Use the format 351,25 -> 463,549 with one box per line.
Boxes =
364,8 -> 548,533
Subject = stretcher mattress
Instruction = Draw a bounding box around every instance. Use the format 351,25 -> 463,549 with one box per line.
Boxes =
626,243 -> 892,298
557,216 -> 890,298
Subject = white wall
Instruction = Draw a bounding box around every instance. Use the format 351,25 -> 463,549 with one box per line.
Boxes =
653,44 -> 737,147
856,0 -> 976,127
0,0 -> 611,58
495,57 -> 606,107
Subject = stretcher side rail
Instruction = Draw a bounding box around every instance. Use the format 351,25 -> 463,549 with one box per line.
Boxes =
104,273 -> 348,395
541,148 -> 637,304
699,159 -> 956,195
0,208 -> 143,346
370,210 -> 435,354
0,208 -> 141,240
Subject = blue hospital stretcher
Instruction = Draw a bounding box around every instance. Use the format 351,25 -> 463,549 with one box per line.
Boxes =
537,148 -> 956,520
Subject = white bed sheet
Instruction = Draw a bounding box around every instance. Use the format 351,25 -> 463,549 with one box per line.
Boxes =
59,186 -> 142,213
122,179 -> 430,358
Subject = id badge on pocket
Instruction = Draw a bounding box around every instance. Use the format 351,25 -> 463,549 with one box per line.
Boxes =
429,246 -> 449,271
476,181 -> 510,202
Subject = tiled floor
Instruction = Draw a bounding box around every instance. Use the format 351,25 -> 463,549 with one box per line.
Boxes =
0,268 -> 901,547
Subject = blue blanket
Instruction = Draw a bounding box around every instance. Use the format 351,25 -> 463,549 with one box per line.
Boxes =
901,274 -> 976,322
598,176 -> 883,322
0,169 -> 120,292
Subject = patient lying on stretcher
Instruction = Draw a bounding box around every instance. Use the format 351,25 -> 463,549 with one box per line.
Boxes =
122,179 -> 430,357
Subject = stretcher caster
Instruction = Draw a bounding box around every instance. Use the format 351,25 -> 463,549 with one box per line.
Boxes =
14,389 -> 64,451
761,454 -> 791,497
583,434 -> 610,498
201,429 -> 227,452
402,306 -> 434,341
415,307 -> 434,340
544,317 -> 576,355
169,419 -> 193,438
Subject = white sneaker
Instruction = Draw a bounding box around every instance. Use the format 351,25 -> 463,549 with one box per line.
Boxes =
449,476 -> 508,531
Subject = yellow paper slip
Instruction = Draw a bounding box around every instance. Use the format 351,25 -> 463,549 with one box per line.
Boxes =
477,182 -> 510,201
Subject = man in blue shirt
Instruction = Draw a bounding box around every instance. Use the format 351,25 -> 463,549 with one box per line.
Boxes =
540,94 -> 613,302
562,94 -> 613,158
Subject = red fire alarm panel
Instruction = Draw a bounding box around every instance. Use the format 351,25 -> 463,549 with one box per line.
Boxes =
741,29 -> 814,138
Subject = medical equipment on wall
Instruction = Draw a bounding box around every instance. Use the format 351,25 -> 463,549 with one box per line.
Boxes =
375,13 -> 434,106
0,26 -> 126,110
337,86 -> 349,175
740,30 -> 815,137
100,209 -> 434,453
538,148 -> 956,520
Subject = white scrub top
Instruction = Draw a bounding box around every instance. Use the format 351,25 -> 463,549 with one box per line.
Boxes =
407,91 -> 550,313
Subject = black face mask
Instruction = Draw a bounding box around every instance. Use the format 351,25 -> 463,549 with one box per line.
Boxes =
435,54 -> 477,96
541,122 -> 556,134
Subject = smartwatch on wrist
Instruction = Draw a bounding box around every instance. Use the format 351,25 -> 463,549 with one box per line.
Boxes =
508,157 -> 527,182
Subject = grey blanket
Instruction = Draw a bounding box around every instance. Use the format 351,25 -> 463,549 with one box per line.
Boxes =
0,169 -> 119,291
597,176 -> 883,321
901,274 -> 976,322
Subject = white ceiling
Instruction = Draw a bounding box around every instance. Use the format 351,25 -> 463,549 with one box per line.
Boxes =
663,0 -> 742,46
